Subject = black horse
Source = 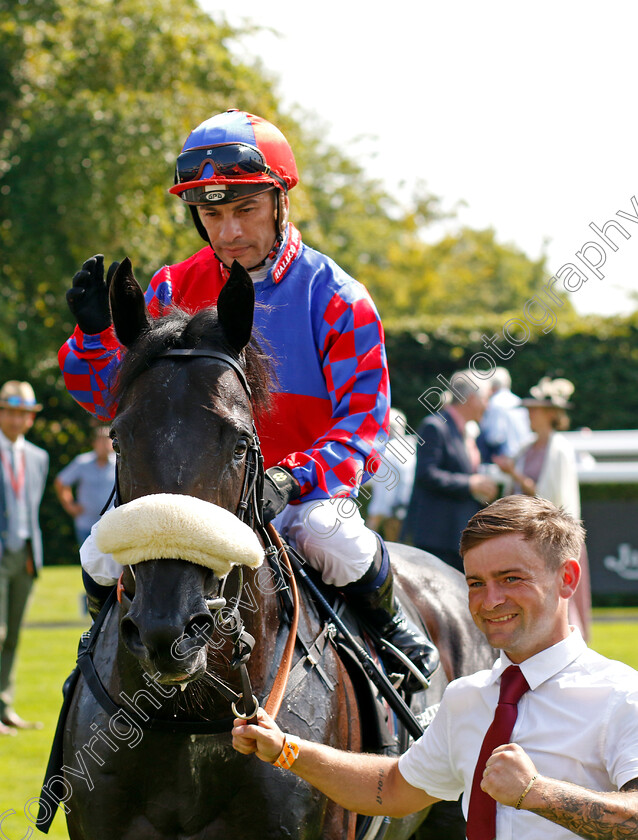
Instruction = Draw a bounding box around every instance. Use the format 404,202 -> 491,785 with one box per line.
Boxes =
55,259 -> 494,839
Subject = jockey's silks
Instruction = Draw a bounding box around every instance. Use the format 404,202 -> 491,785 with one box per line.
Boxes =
58,224 -> 390,502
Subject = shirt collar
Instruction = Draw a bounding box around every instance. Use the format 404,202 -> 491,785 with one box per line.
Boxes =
490,627 -> 586,691
0,428 -> 25,451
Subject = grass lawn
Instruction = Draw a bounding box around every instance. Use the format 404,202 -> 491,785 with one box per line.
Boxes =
0,567 -> 636,839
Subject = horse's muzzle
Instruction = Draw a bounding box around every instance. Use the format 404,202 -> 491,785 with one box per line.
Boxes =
121,606 -> 215,683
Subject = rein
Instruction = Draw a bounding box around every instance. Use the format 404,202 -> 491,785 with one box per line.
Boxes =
262,525 -> 299,719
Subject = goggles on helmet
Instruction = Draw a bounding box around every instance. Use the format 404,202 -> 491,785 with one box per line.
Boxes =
175,142 -> 287,188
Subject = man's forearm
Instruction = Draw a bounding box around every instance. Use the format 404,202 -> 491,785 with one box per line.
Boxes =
289,742 -> 435,818
525,777 -> 638,839
290,742 -> 398,815
232,711 -> 437,818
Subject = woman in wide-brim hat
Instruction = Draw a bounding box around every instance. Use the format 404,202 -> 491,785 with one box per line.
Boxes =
494,377 -> 578,513
494,376 -> 592,639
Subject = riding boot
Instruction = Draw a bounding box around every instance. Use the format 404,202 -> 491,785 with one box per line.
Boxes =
342,538 -> 439,693
82,569 -> 115,621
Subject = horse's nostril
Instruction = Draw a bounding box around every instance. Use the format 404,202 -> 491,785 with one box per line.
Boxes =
184,613 -> 215,646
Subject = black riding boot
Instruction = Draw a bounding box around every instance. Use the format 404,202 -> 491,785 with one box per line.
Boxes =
343,539 -> 439,693
82,569 -> 116,621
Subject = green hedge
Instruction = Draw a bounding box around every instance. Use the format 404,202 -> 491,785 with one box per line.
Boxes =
384,311 -> 638,434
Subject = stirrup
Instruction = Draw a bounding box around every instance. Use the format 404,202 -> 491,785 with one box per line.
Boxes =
379,636 -> 432,691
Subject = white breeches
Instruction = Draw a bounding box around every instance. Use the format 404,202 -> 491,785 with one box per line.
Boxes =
272,498 -> 378,587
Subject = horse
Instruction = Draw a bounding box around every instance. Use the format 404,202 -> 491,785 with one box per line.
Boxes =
55,258 -> 495,840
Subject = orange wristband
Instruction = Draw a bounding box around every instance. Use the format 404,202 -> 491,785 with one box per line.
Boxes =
272,734 -> 300,769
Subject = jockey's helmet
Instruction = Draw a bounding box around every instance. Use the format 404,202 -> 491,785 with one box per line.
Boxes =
170,110 -> 298,242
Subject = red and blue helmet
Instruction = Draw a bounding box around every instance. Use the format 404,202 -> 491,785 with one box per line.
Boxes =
169,109 -> 299,206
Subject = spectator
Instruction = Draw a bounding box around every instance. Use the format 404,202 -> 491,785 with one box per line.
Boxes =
54,425 -> 115,546
233,496 -> 638,840
0,381 -> 48,734
366,408 -> 417,542
478,367 -> 531,462
402,371 -> 498,572
493,376 -> 591,639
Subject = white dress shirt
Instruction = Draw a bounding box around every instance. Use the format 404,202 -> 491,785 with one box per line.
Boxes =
0,428 -> 30,547
398,628 -> 638,839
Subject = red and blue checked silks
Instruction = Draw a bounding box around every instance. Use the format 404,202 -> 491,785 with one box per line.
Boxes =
58,224 -> 390,502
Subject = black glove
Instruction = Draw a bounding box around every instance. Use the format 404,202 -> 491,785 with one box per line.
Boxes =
66,254 -> 120,334
262,466 -> 301,524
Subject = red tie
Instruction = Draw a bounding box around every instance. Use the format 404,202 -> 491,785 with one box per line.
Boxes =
466,665 -> 530,840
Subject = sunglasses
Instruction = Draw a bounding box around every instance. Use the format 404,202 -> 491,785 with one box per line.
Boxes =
175,143 -> 271,183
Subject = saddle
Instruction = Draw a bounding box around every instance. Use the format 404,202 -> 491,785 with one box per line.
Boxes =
280,542 -> 438,747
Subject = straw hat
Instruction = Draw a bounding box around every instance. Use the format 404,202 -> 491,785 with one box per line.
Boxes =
0,381 -> 43,412
522,377 -> 574,410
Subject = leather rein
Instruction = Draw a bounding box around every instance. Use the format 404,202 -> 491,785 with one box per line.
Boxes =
91,347 -> 300,731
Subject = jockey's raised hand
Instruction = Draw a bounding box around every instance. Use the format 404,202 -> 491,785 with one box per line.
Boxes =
66,254 -> 120,334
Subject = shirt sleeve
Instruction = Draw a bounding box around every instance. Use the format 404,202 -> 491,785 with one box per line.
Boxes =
605,681 -> 638,789
58,326 -> 123,420
278,288 -> 391,500
398,691 -> 465,801
56,456 -> 81,486
58,266 -> 173,419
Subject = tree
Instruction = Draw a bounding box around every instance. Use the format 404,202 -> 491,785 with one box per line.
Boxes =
0,0 -> 570,563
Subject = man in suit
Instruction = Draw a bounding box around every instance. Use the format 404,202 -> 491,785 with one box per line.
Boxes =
0,380 -> 49,734
402,370 -> 498,571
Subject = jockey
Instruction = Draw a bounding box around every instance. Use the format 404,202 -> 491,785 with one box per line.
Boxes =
59,109 -> 438,691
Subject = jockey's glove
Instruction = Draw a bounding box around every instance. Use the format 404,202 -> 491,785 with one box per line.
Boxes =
262,466 -> 301,524
66,254 -> 120,335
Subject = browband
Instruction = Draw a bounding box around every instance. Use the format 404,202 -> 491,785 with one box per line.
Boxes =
158,349 -> 251,397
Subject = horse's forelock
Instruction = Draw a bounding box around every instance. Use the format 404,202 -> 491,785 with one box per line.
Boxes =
114,306 -> 273,415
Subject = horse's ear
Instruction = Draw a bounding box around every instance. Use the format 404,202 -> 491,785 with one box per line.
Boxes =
217,260 -> 254,353
109,257 -> 151,348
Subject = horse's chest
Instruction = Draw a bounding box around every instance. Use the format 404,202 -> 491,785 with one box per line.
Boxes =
67,717 -> 314,839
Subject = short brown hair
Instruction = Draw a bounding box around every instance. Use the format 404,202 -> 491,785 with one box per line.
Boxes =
460,495 -> 585,570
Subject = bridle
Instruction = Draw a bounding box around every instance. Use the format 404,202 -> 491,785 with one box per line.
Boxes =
158,348 -> 263,525
96,346 -> 299,729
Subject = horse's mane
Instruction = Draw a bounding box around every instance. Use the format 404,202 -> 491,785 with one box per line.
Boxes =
114,307 -> 273,415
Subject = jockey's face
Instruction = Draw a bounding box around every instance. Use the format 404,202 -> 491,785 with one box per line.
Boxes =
197,190 -> 287,271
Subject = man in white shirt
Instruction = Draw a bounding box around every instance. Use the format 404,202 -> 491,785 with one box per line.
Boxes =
232,495 -> 638,838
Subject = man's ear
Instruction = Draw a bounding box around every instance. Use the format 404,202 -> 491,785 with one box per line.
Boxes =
559,557 -> 581,599
278,191 -> 289,232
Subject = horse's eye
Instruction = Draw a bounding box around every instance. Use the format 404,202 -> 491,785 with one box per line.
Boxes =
234,437 -> 249,459
110,431 -> 120,454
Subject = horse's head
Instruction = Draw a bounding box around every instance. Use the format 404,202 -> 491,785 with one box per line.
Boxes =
102,258 -> 270,685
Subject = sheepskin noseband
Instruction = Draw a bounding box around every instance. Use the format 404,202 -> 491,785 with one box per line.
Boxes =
95,494 -> 264,577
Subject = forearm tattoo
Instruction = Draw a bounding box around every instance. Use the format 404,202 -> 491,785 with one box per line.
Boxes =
375,767 -> 385,806
530,779 -> 638,839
